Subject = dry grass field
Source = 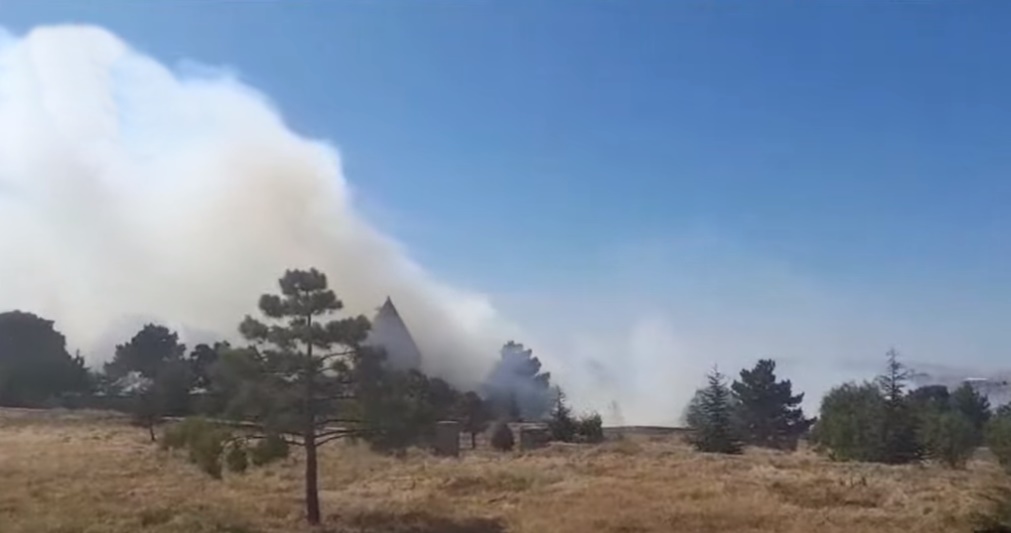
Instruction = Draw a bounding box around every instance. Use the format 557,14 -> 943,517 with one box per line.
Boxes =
1,408 -> 1008,533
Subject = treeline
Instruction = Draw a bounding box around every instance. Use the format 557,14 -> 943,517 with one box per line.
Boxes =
0,311 -> 90,407
684,350 -> 1011,474
0,268 -> 586,525
4,267 -> 1011,525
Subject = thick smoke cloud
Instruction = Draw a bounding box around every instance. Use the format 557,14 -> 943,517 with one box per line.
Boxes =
4,25 -> 1008,427
0,25 -> 518,387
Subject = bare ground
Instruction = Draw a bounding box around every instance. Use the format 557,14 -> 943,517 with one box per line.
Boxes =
0,408 -> 1007,533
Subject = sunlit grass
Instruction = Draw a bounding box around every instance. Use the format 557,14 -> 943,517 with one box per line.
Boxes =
0,408 -> 1007,532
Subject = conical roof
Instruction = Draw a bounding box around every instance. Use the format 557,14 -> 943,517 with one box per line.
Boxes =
364,297 -> 422,370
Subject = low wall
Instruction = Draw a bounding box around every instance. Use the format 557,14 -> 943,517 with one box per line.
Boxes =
602,426 -> 693,441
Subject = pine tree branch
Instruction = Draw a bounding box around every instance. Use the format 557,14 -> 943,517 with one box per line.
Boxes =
315,428 -> 359,439
315,427 -> 375,446
316,432 -> 358,447
314,417 -> 364,428
227,433 -> 305,447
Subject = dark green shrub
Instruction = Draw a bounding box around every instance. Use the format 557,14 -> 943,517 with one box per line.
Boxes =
250,433 -> 290,466
188,426 -> 226,479
918,409 -> 976,468
489,421 -> 514,451
161,417 -> 214,450
950,383 -> 991,446
986,408 -> 1011,473
811,382 -> 886,461
225,442 -> 249,474
575,413 -> 604,443
547,395 -> 576,442
161,417 -> 230,478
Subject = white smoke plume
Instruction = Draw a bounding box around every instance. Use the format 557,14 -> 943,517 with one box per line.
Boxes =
0,25 -> 519,387
5,25 -> 1007,426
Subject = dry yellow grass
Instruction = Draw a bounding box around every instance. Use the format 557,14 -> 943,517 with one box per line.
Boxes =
0,408 -> 1007,533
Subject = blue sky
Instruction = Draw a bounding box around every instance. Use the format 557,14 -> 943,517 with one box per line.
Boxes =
4,1 -> 1010,414
4,1 -> 1008,288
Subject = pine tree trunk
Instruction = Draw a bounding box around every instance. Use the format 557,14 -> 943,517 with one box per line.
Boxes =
304,311 -> 321,526
304,431 -> 320,525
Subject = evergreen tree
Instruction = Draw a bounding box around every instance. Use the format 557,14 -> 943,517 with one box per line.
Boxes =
188,342 -> 227,391
105,324 -> 186,380
682,388 -> 705,429
351,365 -> 462,453
908,384 -> 951,413
687,367 -> 743,454
107,324 -> 194,432
547,390 -> 577,442
731,359 -> 813,450
209,268 -> 456,524
0,311 -> 89,406
950,382 -> 991,445
458,391 -> 491,449
482,341 -> 553,421
575,412 -> 605,443
233,268 -> 372,525
874,349 -> 921,464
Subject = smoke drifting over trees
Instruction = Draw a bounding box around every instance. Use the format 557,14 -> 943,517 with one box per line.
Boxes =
3,25 -> 1009,426
0,25 -> 514,391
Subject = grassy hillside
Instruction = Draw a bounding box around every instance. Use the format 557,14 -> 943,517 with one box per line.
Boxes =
0,408 -> 1007,532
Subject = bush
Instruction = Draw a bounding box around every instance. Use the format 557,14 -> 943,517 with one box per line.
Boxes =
188,426 -> 226,479
161,417 -> 215,450
812,382 -> 886,462
160,417 -> 230,478
489,421 -> 514,451
919,409 -> 976,468
547,395 -> 577,442
575,413 -> 604,443
986,408 -> 1011,473
950,383 -> 991,446
225,442 -> 249,474
250,432 -> 290,466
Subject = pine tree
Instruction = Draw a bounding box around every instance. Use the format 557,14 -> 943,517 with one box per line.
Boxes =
950,382 -> 991,445
687,367 -> 743,454
547,390 -> 577,442
731,359 -> 813,450
235,268 -> 371,525
482,341 -> 553,420
458,391 -> 491,449
875,349 -> 921,464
